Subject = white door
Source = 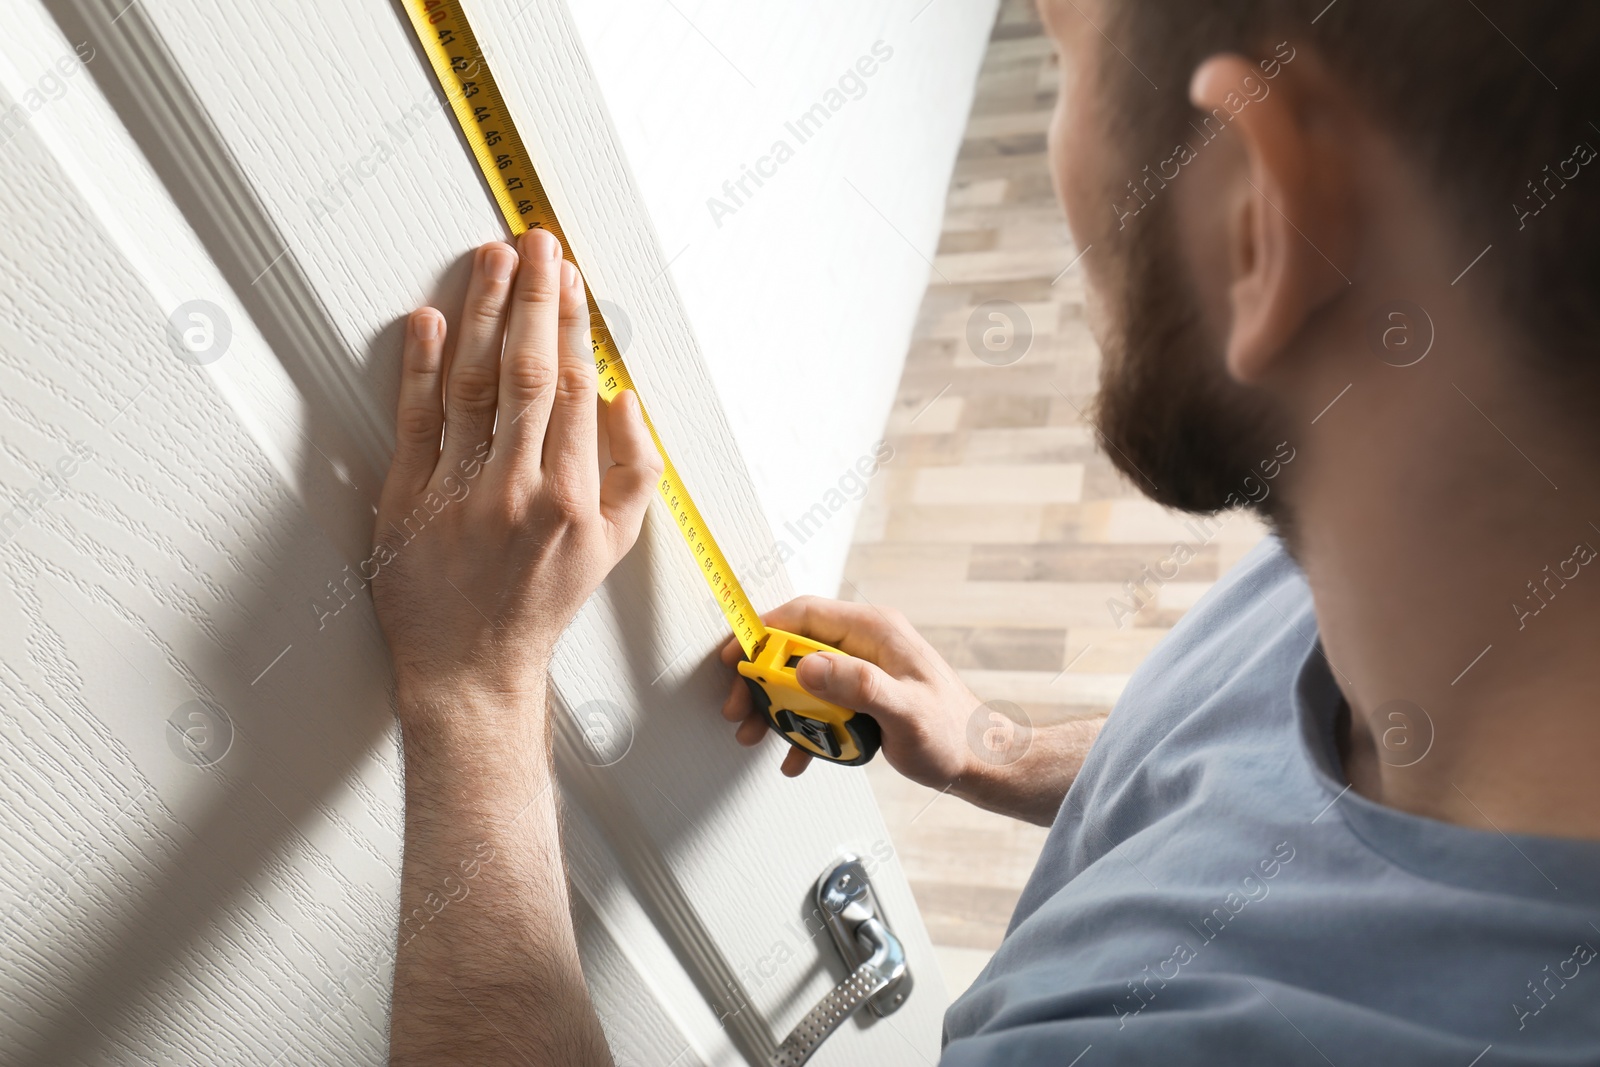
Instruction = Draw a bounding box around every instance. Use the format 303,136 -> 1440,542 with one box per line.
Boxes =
0,0 -> 995,1063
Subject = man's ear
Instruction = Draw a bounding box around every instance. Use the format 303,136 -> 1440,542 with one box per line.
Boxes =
1190,53 -> 1350,384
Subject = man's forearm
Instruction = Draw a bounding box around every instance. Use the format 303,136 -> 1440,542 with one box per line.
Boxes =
955,716 -> 1104,827
369,233 -> 661,1063
388,684 -> 610,1067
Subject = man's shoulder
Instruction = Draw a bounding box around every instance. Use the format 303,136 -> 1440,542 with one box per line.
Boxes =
1088,531 -> 1312,775
996,532 -> 1315,915
943,532 -> 1600,1065
1132,531 -> 1308,683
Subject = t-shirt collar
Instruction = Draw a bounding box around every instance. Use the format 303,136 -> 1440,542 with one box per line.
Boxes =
1292,641 -> 1600,901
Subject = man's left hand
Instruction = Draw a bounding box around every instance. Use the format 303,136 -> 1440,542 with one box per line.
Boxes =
370,227 -> 662,728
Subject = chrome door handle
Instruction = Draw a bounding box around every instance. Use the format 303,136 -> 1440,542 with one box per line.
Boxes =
771,856 -> 912,1067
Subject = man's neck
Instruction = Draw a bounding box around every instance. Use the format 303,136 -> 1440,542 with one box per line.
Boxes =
1289,346 -> 1600,841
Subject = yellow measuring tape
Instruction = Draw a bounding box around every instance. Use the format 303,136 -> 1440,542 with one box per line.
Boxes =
403,0 -> 880,765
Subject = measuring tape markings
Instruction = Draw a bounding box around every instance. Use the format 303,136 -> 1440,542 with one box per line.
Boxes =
403,0 -> 764,659
402,0 -> 880,765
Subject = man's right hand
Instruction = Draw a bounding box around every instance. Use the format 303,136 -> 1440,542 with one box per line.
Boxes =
719,596 -> 1103,826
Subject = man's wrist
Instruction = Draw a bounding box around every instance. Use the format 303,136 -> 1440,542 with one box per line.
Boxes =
950,753 -> 1015,811
396,676 -> 553,777
947,718 -> 1103,825
396,666 -> 546,724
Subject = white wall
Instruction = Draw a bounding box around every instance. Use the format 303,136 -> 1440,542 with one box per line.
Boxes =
570,0 -> 997,596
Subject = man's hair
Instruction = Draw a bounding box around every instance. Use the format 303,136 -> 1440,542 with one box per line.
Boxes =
1107,1 -> 1600,361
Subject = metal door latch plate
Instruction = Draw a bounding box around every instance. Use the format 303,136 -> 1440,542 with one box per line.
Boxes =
771,854 -> 911,1066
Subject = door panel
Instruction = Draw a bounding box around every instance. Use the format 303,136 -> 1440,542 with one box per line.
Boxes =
0,0 -> 993,1061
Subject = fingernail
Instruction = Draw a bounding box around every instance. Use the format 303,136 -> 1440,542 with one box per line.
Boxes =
414,311 -> 440,340
484,246 -> 515,282
560,260 -> 577,288
529,227 -> 561,261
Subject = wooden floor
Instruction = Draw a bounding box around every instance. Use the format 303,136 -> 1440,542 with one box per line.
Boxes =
846,0 -> 1268,996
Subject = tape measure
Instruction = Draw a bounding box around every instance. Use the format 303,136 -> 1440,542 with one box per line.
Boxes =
403,0 -> 880,766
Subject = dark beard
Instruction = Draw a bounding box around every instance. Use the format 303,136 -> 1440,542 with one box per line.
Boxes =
1088,191 -> 1288,522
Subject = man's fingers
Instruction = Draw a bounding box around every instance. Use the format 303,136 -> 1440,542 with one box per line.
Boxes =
759,596 -> 913,666
542,259 -> 600,490
795,651 -> 909,723
440,242 -> 515,472
721,674 -> 752,722
386,308 -> 446,498
495,228 -> 564,475
779,748 -> 812,777
599,390 -> 663,550
735,712 -> 768,747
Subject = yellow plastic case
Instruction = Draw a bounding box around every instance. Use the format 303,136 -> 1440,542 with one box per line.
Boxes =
738,629 -> 882,765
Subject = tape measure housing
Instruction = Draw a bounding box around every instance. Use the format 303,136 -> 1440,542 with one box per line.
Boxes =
737,630 -> 882,766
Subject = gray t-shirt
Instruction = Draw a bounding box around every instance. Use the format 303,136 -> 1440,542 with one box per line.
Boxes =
943,535 -> 1600,1065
